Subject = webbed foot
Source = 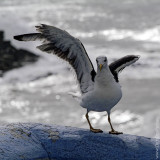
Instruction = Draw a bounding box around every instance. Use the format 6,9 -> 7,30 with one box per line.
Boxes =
90,128 -> 103,133
109,130 -> 123,135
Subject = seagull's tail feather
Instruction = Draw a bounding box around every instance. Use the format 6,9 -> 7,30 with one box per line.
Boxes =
68,92 -> 81,102
14,33 -> 43,41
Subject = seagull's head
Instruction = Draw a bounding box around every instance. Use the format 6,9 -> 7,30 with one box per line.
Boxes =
96,56 -> 108,71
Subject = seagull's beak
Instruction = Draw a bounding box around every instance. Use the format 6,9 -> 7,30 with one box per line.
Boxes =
99,64 -> 103,71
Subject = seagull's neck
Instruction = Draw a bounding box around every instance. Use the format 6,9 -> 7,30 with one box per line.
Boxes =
95,66 -> 115,86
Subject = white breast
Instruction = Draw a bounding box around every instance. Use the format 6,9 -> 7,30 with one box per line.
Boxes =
80,67 -> 122,112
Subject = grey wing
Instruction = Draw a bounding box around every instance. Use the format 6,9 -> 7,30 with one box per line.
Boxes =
109,55 -> 140,82
14,24 -> 96,94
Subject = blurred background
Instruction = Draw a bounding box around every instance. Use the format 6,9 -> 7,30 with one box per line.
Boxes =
0,0 -> 160,138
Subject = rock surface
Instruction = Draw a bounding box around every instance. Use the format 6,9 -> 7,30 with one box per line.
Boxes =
0,31 -> 39,76
0,123 -> 159,160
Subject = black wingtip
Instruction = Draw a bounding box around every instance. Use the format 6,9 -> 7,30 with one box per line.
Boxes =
13,35 -> 23,41
136,55 -> 141,59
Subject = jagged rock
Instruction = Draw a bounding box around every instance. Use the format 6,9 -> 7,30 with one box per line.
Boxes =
0,31 -> 39,76
0,123 -> 159,160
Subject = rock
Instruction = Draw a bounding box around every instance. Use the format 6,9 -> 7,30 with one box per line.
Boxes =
0,31 -> 39,76
0,123 -> 159,160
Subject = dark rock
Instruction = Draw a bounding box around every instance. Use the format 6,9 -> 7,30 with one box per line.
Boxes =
0,31 -> 39,76
0,31 -> 4,42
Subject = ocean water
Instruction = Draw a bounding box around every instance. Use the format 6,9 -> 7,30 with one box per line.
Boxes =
0,0 -> 160,138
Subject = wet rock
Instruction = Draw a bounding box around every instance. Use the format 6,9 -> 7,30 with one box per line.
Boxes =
0,123 -> 159,160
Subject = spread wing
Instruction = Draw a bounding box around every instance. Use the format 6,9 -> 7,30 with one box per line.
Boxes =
109,55 -> 140,82
14,24 -> 96,94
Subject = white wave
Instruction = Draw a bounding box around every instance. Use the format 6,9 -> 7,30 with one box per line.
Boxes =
74,26 -> 160,43
102,27 -> 160,42
81,110 -> 143,128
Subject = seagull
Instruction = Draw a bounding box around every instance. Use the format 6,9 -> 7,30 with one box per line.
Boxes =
14,24 -> 140,134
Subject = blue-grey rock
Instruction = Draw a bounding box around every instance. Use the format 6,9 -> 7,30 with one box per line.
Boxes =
0,123 -> 159,160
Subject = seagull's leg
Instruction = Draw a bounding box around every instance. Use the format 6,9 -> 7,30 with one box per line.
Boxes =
85,111 -> 103,133
107,112 -> 123,135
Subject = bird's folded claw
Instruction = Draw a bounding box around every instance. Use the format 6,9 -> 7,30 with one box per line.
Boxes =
109,130 -> 123,135
90,128 -> 103,133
